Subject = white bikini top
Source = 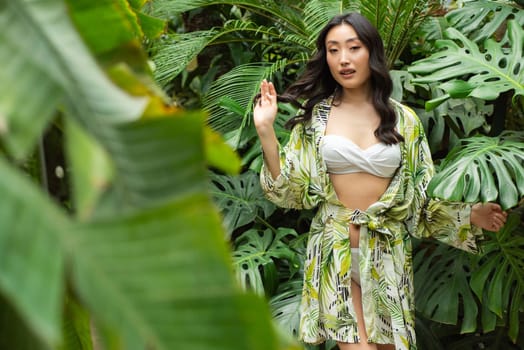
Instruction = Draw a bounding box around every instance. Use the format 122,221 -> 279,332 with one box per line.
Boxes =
321,134 -> 401,178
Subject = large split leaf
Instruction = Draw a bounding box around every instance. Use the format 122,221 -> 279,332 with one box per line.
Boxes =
270,279 -> 303,339
470,214 -> 524,342
428,132 -> 524,210
414,242 -> 478,333
445,0 -> 524,44
210,170 -> 276,237
232,228 -> 297,295
414,91 -> 492,153
409,20 -> 524,108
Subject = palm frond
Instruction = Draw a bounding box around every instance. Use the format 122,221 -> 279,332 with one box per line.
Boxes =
144,0 -> 223,17
303,0 -> 361,45
151,30 -> 218,87
204,61 -> 291,142
361,0 -> 439,67
146,0 -> 306,36
151,20 -> 287,87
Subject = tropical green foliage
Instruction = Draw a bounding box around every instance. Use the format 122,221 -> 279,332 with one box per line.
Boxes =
0,1 -> 283,350
146,0 -> 439,155
3,0 -> 523,349
428,132 -> 524,209
409,19 -> 524,108
144,0 -> 524,348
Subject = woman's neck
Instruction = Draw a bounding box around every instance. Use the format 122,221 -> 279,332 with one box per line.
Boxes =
338,85 -> 373,105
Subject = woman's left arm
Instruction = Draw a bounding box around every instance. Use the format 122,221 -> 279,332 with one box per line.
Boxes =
403,106 -> 507,253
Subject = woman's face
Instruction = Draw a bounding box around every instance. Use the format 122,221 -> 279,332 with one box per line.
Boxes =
325,23 -> 371,93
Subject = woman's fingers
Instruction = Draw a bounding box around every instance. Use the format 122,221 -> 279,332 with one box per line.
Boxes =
490,204 -> 508,231
471,202 -> 509,232
267,81 -> 277,101
258,80 -> 276,106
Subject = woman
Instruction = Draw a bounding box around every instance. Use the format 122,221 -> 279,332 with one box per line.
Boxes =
253,12 -> 507,350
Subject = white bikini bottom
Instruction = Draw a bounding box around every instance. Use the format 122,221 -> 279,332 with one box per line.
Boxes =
351,247 -> 360,285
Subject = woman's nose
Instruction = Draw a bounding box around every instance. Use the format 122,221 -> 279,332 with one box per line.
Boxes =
340,49 -> 350,64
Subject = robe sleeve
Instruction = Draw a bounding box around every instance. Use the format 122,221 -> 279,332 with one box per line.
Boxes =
259,122 -> 323,210
403,108 -> 484,253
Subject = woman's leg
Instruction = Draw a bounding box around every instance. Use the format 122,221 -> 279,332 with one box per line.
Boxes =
337,281 -> 377,350
336,282 -> 395,349
342,225 -> 396,350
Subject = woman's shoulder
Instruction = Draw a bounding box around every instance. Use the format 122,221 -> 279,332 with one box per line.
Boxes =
389,98 -> 423,130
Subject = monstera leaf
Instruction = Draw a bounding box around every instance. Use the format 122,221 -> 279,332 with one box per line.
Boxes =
232,228 -> 298,295
209,171 -> 276,237
428,132 -> 524,210
445,0 -> 524,44
469,214 -> 524,342
409,19 -> 524,109
414,242 -> 478,333
269,279 -> 303,338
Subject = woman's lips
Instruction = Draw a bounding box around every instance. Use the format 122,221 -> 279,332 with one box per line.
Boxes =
340,69 -> 356,77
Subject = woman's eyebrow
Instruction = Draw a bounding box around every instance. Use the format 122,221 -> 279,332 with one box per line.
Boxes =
326,37 -> 360,45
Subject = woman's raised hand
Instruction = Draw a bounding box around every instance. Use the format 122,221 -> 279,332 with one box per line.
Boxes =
253,80 -> 278,132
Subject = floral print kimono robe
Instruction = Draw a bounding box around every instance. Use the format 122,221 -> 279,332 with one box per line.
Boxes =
260,97 -> 483,350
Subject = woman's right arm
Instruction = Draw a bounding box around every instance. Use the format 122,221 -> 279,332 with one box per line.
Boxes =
254,80 -> 321,210
254,80 -> 280,180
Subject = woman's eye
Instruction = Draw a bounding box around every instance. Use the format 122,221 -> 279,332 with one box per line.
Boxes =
350,46 -> 360,51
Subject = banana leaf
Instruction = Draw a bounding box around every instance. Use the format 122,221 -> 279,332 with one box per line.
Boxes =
0,1 -> 281,349
0,0 -> 147,159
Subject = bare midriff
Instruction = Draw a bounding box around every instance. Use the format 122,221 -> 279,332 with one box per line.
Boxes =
330,172 -> 392,248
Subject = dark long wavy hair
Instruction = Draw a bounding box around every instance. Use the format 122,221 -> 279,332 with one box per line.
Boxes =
281,12 -> 403,144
